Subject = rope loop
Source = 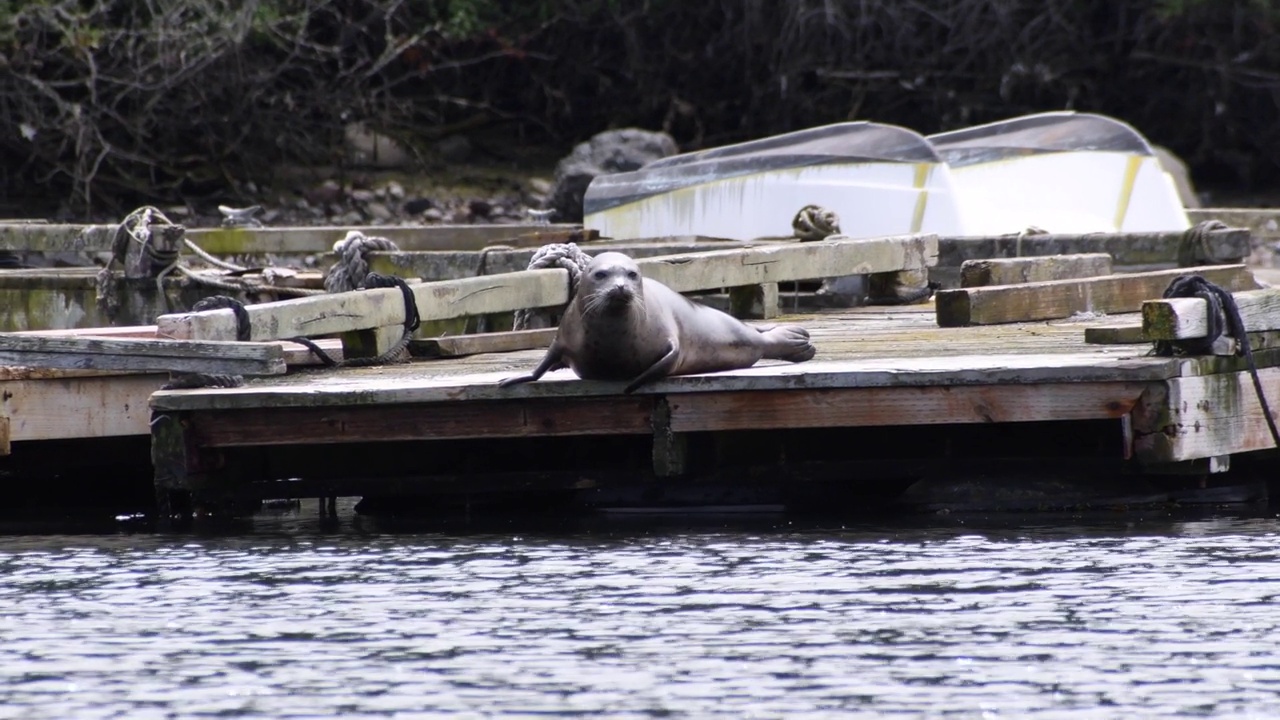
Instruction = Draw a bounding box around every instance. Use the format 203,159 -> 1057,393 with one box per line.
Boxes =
192,295 -> 252,342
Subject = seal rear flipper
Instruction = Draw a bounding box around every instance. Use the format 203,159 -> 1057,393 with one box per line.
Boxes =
759,325 -> 816,363
497,344 -> 566,387
623,342 -> 680,394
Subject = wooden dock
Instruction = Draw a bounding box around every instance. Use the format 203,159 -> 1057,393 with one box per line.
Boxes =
2,224 -> 1279,520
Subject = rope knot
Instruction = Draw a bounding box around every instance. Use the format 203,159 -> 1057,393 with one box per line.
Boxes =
792,204 -> 841,241
513,242 -> 593,330
324,231 -> 401,293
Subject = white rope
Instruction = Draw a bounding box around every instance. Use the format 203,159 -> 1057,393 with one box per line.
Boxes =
513,242 -> 593,330
324,230 -> 401,293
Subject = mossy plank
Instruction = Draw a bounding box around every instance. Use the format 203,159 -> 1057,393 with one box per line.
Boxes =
936,229 -> 1250,268
1142,288 -> 1280,340
960,253 -> 1113,287
935,265 -> 1260,327
1133,366 -> 1280,463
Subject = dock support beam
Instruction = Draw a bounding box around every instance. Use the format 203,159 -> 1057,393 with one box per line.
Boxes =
651,399 -> 688,477
728,283 -> 779,320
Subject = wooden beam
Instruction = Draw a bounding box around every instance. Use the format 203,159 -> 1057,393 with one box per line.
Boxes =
1142,288 -> 1280,340
1133,366 -> 1280,463
158,234 -> 937,342
366,238 -> 754,281
666,383 -> 1146,432
1083,323 -> 1148,345
0,416 -> 9,456
294,224 -> 586,253
635,234 -> 938,293
410,328 -> 557,358
0,334 -> 287,375
156,269 -> 570,342
936,228 -> 1251,268
960,253 -> 1113,288
185,396 -> 656,446
935,265 -> 1260,327
0,222 -> 590,255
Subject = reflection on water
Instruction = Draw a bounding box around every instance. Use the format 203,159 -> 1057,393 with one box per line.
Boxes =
3,505 -> 1280,718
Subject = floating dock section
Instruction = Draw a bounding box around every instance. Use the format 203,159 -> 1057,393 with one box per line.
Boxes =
0,224 -> 1277,519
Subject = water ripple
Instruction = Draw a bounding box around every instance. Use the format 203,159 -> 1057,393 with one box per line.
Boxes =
2,517 -> 1280,717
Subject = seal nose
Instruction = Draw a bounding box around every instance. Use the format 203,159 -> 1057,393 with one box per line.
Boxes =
605,281 -> 632,304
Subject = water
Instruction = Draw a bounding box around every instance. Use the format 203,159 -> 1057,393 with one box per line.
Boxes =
4,507 -> 1280,718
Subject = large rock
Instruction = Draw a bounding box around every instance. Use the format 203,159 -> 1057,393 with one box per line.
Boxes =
550,128 -> 678,222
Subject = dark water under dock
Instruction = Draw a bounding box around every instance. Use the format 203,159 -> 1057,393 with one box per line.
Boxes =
4,505 -> 1280,718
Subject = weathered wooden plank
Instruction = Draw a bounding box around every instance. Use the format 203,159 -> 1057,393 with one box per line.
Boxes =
258,224 -> 587,253
16,325 -> 160,338
157,268 -> 569,342
366,238 -> 755,281
186,396 -> 656,446
2,374 -> 166,441
0,335 -> 287,374
935,265 -> 1260,327
667,384 -> 1146,432
158,235 -> 936,342
0,222 -> 589,255
936,229 -> 1251,267
1083,323 -> 1148,345
0,224 -> 116,254
410,328 -> 557,358
0,416 -> 9,456
1133,366 -> 1280,463
635,234 -> 938,292
1142,288 -> 1280,340
149,352 -> 1183,413
1187,208 -> 1280,239
960,253 -> 1114,288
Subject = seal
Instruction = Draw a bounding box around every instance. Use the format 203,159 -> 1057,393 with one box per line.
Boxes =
498,252 -> 816,394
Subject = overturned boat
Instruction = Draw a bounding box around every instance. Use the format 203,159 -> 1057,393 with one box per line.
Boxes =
583,112 -> 1191,241
927,111 -> 1190,234
583,121 -> 966,241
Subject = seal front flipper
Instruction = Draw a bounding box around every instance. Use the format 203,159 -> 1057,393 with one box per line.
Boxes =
623,341 -> 680,394
498,343 -> 566,388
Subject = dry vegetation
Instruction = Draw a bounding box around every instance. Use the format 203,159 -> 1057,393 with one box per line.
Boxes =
1,0 -> 1278,218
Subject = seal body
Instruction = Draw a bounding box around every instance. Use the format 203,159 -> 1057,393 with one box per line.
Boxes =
499,252 -> 815,393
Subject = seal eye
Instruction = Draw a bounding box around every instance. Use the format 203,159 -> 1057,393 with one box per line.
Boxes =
627,270 -> 639,280
593,270 -> 607,280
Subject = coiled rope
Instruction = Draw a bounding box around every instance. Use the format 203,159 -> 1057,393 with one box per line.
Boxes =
792,204 -> 841,242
